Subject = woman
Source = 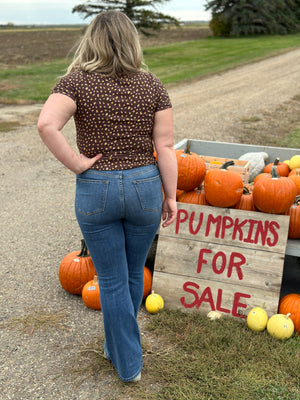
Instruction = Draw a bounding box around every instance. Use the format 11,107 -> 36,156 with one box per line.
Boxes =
37,11 -> 177,383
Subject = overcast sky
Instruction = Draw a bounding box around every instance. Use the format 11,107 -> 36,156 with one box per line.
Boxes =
0,0 -> 211,25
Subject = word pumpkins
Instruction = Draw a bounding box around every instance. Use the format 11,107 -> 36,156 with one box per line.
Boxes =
59,239 -> 96,295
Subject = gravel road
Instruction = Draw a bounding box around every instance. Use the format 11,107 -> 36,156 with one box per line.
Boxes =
0,48 -> 300,400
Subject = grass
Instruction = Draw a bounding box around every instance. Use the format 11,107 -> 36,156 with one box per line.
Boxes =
279,128 -> 300,148
1,308 -> 69,334
144,34 -> 300,84
0,33 -> 299,103
69,308 -> 300,399
0,60 -> 67,103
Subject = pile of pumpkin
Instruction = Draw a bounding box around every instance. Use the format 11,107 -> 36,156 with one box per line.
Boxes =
175,141 -> 300,239
246,293 -> 300,339
58,239 -> 154,310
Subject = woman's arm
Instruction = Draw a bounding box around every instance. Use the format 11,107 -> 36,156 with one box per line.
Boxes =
153,108 -> 177,228
37,93 -> 102,174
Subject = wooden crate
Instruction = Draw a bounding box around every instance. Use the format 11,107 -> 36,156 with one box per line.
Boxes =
200,155 -> 250,184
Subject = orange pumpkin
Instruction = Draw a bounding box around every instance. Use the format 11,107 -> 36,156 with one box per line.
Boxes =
288,168 -> 300,176
264,157 -> 290,177
253,166 -> 297,214
178,186 -> 208,205
143,266 -> 153,300
204,161 -> 243,208
253,172 -> 270,184
288,170 -> 300,195
82,275 -> 101,310
285,197 -> 300,238
279,293 -> 300,334
176,189 -> 184,201
59,239 -> 97,295
234,187 -> 256,211
176,140 -> 206,191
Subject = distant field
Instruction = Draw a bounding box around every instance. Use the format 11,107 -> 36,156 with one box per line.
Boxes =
0,25 -> 299,103
0,25 -> 211,67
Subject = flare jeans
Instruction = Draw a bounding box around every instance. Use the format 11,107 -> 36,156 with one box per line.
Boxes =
75,164 -> 162,382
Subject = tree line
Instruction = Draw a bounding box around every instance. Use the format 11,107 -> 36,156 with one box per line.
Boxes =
72,0 -> 300,36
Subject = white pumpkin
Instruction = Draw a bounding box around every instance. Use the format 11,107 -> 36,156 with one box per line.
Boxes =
207,311 -> 222,320
239,152 -> 269,182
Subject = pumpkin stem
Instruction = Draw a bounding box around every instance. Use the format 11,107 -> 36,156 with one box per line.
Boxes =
77,239 -> 90,258
273,157 -> 280,165
184,140 -> 192,155
242,186 -> 251,195
295,195 -> 300,205
271,165 -> 280,179
221,160 -> 234,170
93,275 -> 98,285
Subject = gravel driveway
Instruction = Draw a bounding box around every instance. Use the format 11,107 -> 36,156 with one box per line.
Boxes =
0,48 -> 300,400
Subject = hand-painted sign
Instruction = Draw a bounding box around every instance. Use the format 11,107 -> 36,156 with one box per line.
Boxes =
153,203 -> 290,318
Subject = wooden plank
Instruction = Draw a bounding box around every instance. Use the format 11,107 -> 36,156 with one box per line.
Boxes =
163,203 -> 290,254
155,236 -> 284,292
153,203 -> 289,319
153,271 -> 281,318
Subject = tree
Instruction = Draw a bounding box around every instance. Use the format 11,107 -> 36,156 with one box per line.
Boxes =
205,0 -> 300,36
72,0 -> 179,33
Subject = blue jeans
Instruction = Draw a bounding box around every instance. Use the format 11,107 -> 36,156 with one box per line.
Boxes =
75,164 -> 162,382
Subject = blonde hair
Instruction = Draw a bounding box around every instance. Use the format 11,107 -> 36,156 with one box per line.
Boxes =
66,11 -> 145,76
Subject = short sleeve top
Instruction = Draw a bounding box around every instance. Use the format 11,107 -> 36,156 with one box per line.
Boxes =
51,70 -> 172,170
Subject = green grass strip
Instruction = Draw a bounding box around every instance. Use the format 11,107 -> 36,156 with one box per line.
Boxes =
0,34 -> 300,103
144,34 -> 300,84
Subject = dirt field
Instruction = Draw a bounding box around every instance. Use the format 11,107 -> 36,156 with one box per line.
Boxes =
0,28 -> 300,400
0,26 -> 210,67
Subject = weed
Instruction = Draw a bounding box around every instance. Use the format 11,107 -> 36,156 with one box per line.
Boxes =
0,308 -> 69,334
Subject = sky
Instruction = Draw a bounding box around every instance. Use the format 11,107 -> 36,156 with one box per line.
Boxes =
0,0 -> 211,25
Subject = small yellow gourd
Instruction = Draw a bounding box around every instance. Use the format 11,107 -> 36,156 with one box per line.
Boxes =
145,291 -> 164,314
289,155 -> 300,170
247,307 -> 268,332
267,313 -> 294,340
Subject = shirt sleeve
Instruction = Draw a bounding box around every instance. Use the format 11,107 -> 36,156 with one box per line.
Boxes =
150,73 -> 172,112
51,72 -> 78,103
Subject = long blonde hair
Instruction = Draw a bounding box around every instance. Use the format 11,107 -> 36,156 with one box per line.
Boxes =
67,11 -> 145,76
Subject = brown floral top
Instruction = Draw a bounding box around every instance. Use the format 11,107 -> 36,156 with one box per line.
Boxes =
51,70 -> 172,170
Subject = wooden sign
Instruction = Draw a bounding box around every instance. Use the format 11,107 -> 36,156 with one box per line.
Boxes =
152,203 -> 290,319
